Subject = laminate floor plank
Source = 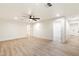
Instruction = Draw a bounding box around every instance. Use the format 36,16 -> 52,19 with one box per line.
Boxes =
0,36 -> 79,56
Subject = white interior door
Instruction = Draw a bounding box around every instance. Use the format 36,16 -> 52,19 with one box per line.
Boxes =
53,18 -> 65,43
53,21 -> 62,42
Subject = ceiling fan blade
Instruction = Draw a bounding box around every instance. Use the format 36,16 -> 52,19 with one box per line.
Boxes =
32,18 -> 40,21
33,19 -> 37,21
34,18 -> 40,19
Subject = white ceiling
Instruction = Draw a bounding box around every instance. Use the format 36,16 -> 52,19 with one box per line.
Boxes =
0,3 -> 79,21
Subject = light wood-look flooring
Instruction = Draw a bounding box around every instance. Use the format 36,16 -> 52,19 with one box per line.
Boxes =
0,36 -> 79,56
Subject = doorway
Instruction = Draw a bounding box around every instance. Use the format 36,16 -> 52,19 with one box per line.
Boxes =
53,17 -> 66,43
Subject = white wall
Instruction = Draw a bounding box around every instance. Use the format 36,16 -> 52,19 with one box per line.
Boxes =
0,20 -> 27,41
32,19 -> 53,40
32,17 -> 69,42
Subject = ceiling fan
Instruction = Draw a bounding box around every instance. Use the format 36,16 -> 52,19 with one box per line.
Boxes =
22,14 -> 40,21
29,15 -> 40,21
47,3 -> 52,7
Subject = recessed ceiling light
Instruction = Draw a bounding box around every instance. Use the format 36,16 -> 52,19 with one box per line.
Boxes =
14,17 -> 18,20
56,13 -> 60,17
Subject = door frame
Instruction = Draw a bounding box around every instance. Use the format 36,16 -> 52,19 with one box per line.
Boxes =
53,17 -> 67,43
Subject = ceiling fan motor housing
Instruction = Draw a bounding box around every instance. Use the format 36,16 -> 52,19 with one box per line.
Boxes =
47,3 -> 52,7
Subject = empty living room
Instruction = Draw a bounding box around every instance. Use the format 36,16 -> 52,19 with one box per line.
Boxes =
0,3 -> 79,56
